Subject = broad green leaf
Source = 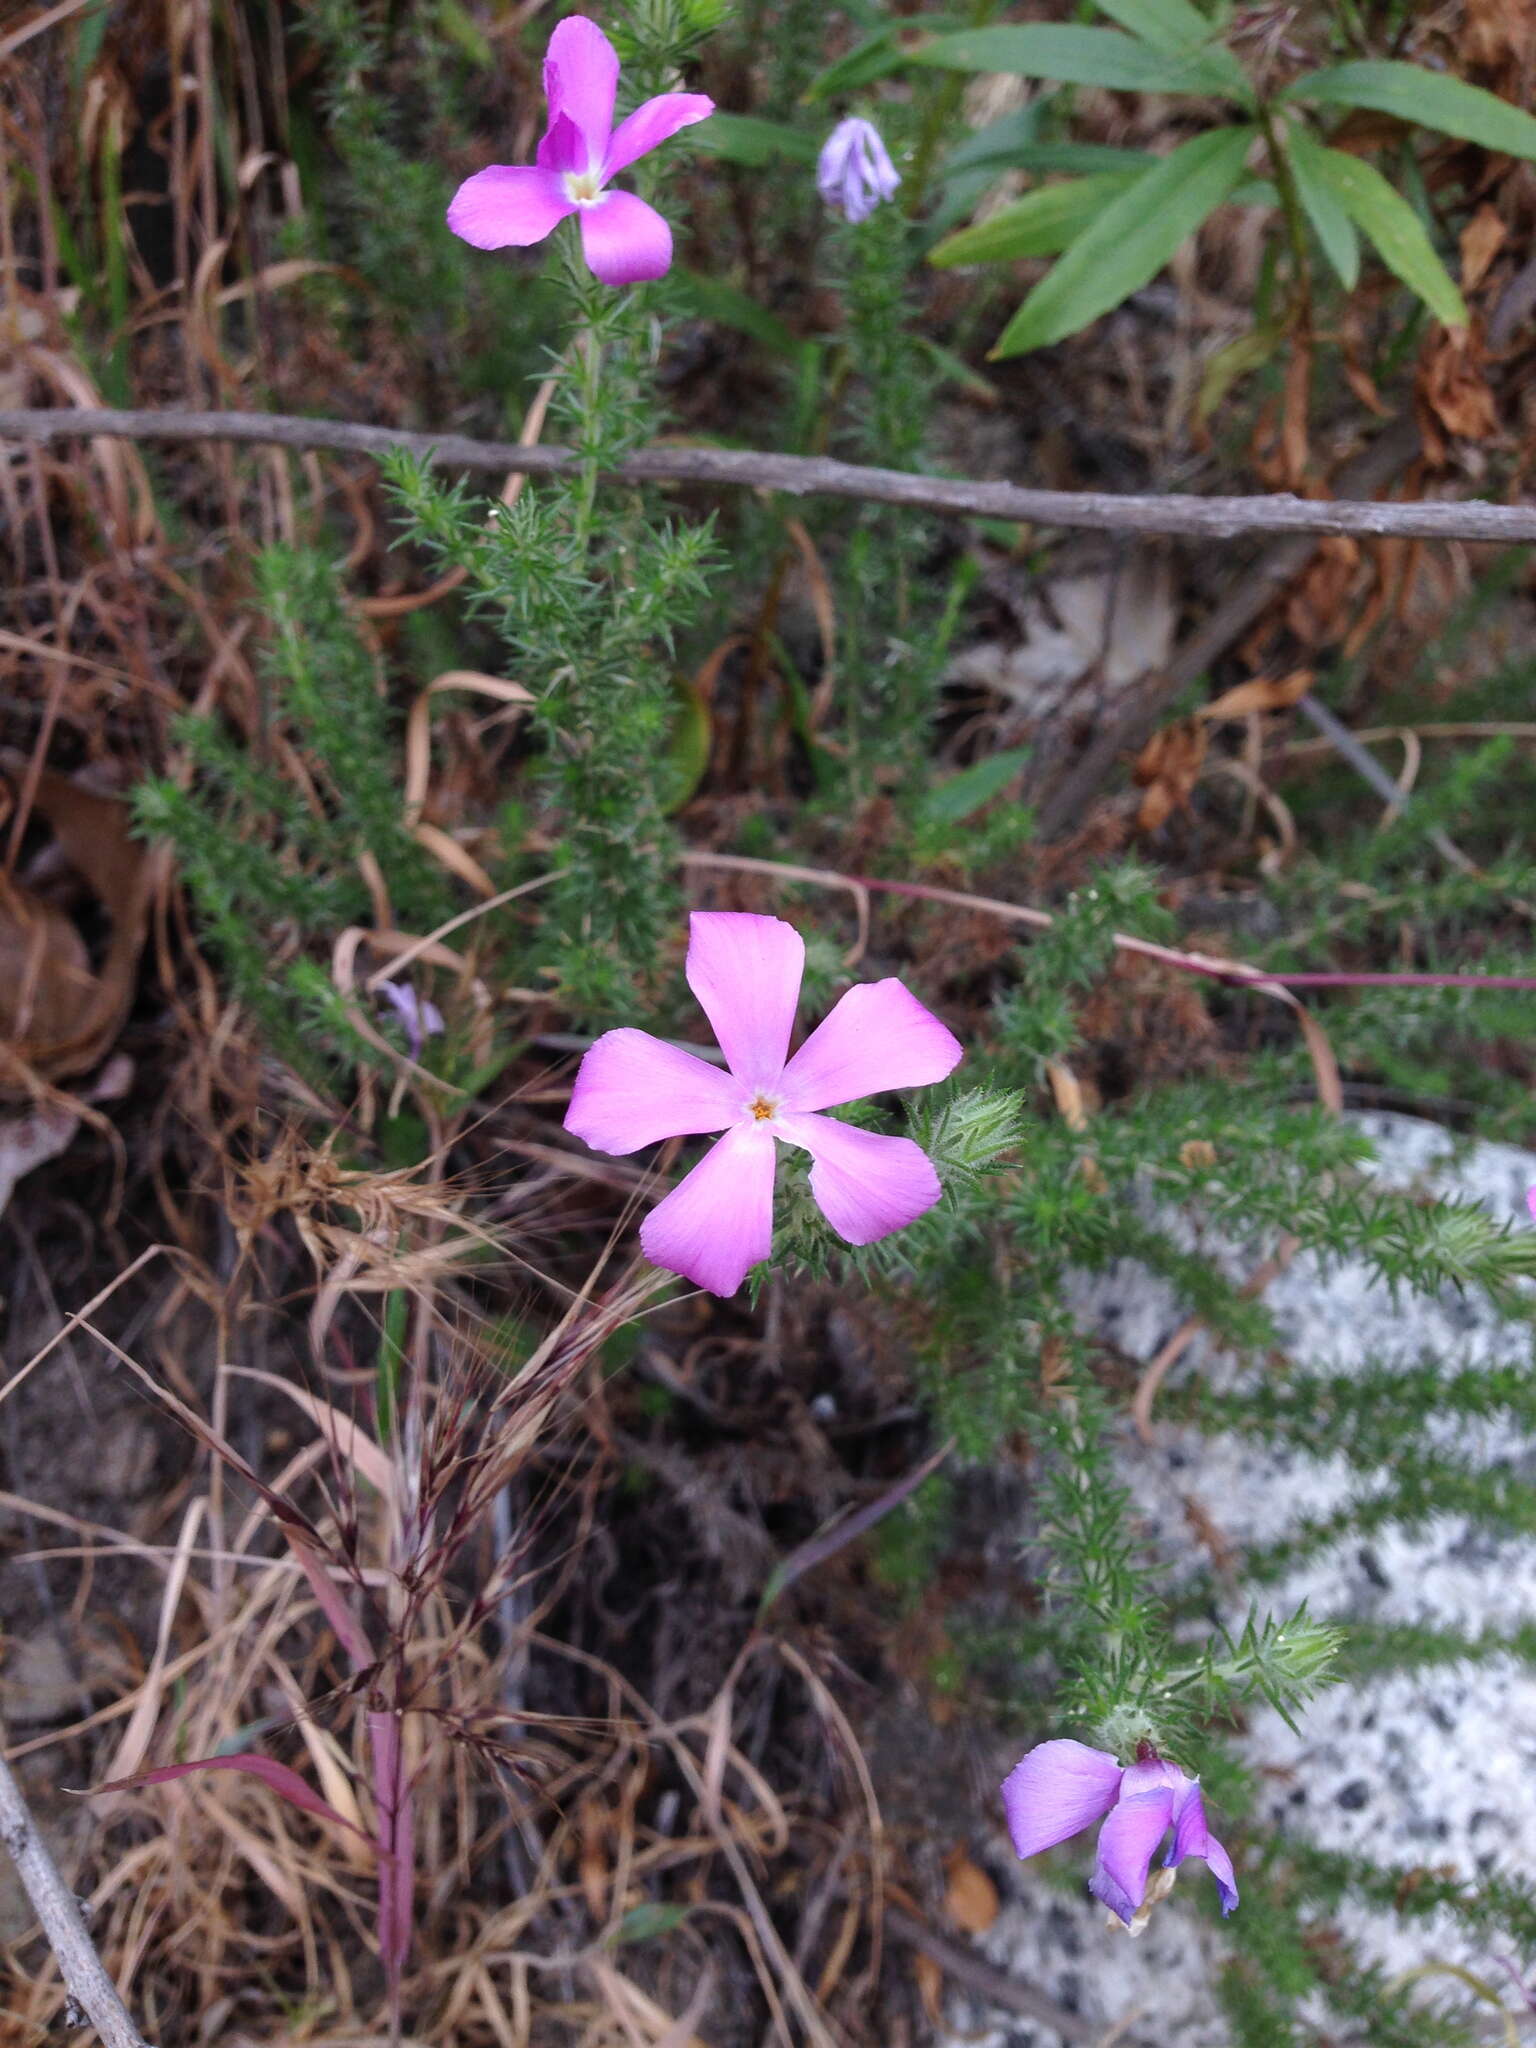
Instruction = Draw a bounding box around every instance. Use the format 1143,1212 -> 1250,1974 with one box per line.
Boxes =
918,748 -> 1033,827
942,106 -> 1044,177
1093,0 -> 1216,51
690,113 -> 819,168
931,171 -> 1144,266
1283,60 -> 1536,162
1305,143 -> 1466,327
808,16 -> 955,98
1090,0 -> 1251,98
672,268 -> 801,357
990,125 -> 1256,357
946,119 -> 1157,178
1285,124 -> 1358,289
914,24 -> 1248,99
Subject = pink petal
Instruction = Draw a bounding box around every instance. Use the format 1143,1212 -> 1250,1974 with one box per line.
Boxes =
685,912 -> 804,1090
579,189 -> 674,285
564,1028 -> 740,1155
604,92 -> 716,178
779,1112 -> 943,1245
537,109 -> 588,176
780,978 -> 963,1112
1090,1787 -> 1176,1925
542,15 -> 618,171
640,1124 -> 777,1297
1167,1778 -> 1239,1915
447,165 -> 574,250
1000,1740 -> 1123,1861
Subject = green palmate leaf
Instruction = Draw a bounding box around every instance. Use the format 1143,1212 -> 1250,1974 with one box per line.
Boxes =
1090,0 -> 1252,98
1304,144 -> 1466,327
914,24 -> 1248,100
690,112 -> 819,167
989,125 -> 1255,357
1285,124 -> 1359,288
931,171 -> 1144,266
1284,59 -> 1536,163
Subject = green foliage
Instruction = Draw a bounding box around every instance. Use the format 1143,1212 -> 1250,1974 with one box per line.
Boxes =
134,545 -> 454,1078
115,5 -> 1536,2035
915,0 -> 1513,352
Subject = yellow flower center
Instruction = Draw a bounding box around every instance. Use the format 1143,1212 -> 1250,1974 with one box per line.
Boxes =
749,1096 -> 776,1121
564,169 -> 604,207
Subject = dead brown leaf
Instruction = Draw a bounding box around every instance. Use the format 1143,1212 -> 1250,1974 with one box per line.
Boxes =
942,1848 -> 999,1936
1465,0 -> 1536,70
0,759 -> 160,1087
914,1949 -> 944,2024
1200,669 -> 1313,722
1285,536 -> 1360,647
1132,718 -> 1207,831
1418,326 -> 1499,454
1460,205 -> 1507,294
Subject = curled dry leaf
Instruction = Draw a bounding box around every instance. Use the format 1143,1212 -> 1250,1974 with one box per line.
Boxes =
1460,206 -> 1507,296
1132,717 -> 1207,832
1418,326 -> 1499,455
1200,669 -> 1314,722
942,1847 -> 1000,1935
0,1097 -> 80,1219
0,758 -> 161,1090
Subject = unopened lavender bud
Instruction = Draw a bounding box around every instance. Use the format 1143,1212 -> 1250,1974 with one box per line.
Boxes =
817,117 -> 901,225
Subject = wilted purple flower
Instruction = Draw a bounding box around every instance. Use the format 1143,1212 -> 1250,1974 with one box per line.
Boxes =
447,15 -> 714,286
563,911 -> 962,1297
378,980 -> 444,1062
817,117 -> 901,224
1002,1740 -> 1238,1931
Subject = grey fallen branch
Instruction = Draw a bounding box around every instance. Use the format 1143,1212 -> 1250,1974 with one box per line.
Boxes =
4,406 -> 1536,545
0,1747 -> 155,2048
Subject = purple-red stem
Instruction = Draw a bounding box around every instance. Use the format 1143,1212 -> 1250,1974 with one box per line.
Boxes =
367,1708 -> 414,2034
847,874 -> 1536,993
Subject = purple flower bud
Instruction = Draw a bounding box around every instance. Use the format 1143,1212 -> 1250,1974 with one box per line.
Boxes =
378,980 -> 445,1063
817,117 -> 901,225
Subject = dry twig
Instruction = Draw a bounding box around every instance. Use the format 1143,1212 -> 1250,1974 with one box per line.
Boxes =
0,407 -> 1524,545
0,1749 -> 155,2048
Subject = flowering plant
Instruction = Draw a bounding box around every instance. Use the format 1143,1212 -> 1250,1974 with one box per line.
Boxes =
817,117 -> 901,223
1002,1739 -> 1238,1932
447,15 -> 713,284
564,912 -> 962,1295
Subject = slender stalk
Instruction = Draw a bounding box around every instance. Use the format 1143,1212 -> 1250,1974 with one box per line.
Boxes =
0,1750 -> 156,2048
5,407 -> 1535,544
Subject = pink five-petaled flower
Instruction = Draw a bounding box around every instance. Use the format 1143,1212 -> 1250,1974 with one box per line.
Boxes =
446,15 -> 714,286
1002,1740 -> 1238,1932
563,912 -> 963,1297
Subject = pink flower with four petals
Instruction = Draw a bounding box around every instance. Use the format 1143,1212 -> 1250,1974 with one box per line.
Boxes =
564,912 -> 963,1296
446,15 -> 714,286
1002,1739 -> 1238,1930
